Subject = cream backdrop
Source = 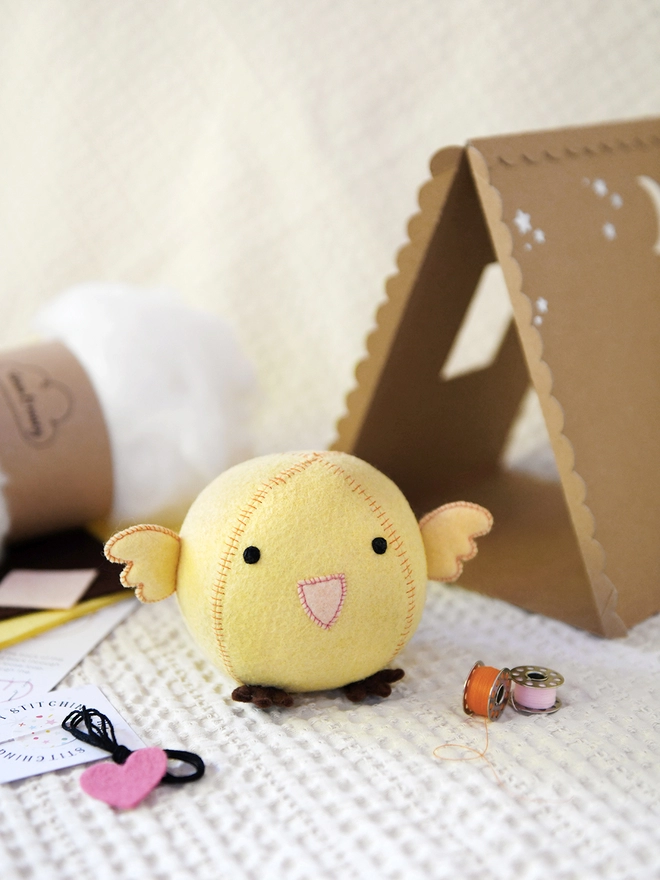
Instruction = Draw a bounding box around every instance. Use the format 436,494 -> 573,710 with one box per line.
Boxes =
0,1 -> 658,459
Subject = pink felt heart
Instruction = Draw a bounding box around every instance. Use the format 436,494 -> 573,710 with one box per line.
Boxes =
80,747 -> 168,809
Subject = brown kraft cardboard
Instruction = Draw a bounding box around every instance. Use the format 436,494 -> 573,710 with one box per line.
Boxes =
0,341 -> 113,540
333,117 -> 660,637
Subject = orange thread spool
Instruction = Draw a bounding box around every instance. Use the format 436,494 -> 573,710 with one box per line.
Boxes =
463,661 -> 511,721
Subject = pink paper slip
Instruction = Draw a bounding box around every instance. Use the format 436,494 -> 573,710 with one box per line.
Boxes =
0,569 -> 98,609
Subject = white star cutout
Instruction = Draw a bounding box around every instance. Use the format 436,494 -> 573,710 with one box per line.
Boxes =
536,298 -> 548,314
593,179 -> 608,197
514,210 -> 532,234
610,193 -> 623,208
603,223 -> 617,240
533,315 -> 543,326
533,229 -> 545,243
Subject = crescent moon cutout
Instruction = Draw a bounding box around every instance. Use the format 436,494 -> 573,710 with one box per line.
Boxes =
637,175 -> 660,255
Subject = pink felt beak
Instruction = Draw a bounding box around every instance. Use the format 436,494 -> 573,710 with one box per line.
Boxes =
297,573 -> 346,629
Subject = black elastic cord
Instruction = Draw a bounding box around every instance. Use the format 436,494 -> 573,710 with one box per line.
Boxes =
62,707 -> 126,761
62,706 -> 204,785
161,749 -> 205,784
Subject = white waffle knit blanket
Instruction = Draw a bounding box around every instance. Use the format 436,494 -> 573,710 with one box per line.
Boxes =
1,582 -> 658,880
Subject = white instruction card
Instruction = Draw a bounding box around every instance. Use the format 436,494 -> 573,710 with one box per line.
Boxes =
0,683 -> 145,783
0,599 -> 137,703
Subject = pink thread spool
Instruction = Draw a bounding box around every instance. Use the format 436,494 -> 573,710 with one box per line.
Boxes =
510,666 -> 564,715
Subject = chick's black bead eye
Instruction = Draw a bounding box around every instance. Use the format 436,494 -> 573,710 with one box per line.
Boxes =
372,537 -> 388,555
243,546 -> 261,564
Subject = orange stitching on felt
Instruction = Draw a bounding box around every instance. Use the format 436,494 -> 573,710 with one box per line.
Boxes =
315,455 -> 418,662
210,453 -> 322,678
104,524 -> 181,603
419,502 -> 493,582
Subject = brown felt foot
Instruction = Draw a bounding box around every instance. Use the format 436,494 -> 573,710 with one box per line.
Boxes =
343,668 -> 405,703
232,684 -> 295,709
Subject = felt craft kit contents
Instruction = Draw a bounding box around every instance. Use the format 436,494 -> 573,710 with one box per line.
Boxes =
462,661 -> 564,719
104,450 -> 492,705
0,683 -> 204,806
433,661 -> 565,779
0,282 -> 256,548
332,116 -> 660,637
0,684 -> 144,784
62,704 -> 204,809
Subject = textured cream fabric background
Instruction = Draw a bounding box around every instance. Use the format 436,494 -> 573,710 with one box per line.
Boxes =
0,4 -> 659,878
0,1 -> 658,455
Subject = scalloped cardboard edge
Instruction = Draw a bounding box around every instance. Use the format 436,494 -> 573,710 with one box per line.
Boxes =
333,116 -> 660,637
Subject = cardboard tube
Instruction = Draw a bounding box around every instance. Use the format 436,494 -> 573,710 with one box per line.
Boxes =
0,341 -> 113,540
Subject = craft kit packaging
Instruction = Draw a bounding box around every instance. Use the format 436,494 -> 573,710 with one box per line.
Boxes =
333,116 -> 660,637
0,285 -> 257,547
0,341 -> 113,541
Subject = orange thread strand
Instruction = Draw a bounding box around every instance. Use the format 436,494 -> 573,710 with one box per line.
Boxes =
433,717 -> 490,763
433,718 -> 504,786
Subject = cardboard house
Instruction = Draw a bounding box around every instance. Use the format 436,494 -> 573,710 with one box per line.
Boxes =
333,117 -> 660,637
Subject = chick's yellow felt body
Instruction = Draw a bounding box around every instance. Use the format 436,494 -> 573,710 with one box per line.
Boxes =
105,450 -> 493,700
176,452 -> 427,692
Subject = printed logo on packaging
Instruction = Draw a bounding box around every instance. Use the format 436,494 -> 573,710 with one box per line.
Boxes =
0,361 -> 73,447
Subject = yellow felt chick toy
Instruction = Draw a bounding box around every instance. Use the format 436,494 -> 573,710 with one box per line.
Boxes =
104,451 -> 492,708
